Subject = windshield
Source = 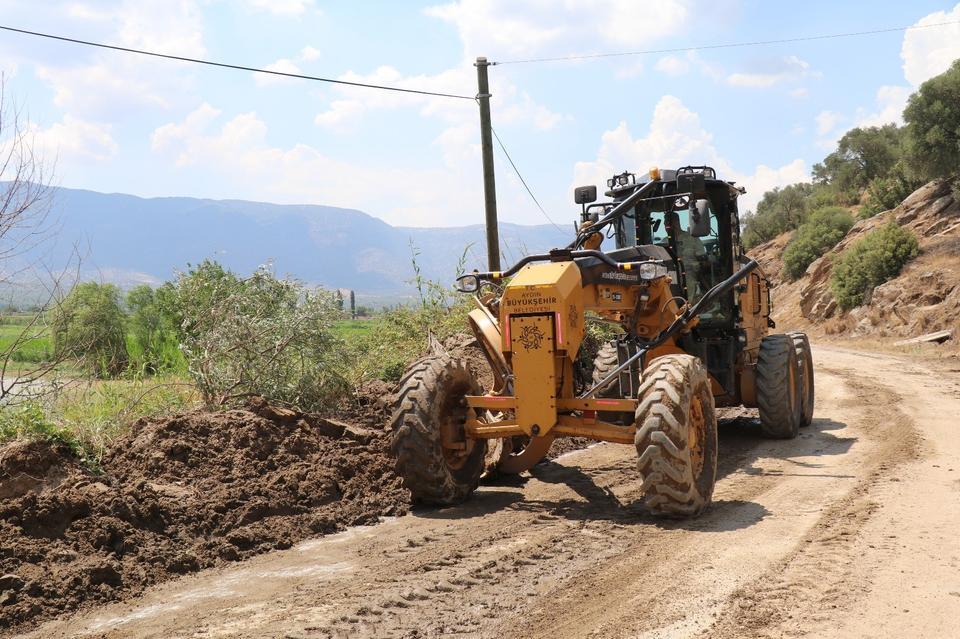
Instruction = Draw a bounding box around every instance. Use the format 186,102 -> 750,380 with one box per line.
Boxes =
647,203 -> 728,322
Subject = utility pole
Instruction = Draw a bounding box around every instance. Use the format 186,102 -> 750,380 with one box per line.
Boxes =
475,56 -> 500,271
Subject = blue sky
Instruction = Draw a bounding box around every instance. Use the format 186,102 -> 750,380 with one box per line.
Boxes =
1,0 -> 959,228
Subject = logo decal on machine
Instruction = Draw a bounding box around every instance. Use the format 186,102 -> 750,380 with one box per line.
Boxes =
518,325 -> 545,351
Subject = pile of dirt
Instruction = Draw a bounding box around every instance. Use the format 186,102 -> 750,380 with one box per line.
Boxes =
750,179 -> 960,343
0,398 -> 408,633
0,336 -> 594,632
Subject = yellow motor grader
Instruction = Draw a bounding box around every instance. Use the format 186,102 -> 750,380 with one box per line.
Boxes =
390,166 -> 813,516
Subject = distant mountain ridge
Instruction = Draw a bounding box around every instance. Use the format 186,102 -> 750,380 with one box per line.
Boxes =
36,186 -> 572,297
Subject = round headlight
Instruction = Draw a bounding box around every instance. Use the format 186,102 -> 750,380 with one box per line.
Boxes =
638,262 -> 668,280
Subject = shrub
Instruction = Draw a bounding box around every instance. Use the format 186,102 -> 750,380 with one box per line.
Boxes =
830,222 -> 919,310
51,282 -> 129,377
344,243 -> 474,384
782,207 -> 854,280
860,161 -> 923,218
0,402 -> 89,462
347,301 -> 470,383
174,261 -> 347,410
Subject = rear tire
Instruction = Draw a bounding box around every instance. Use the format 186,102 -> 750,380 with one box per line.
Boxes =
635,355 -> 718,517
389,355 -> 487,505
789,332 -> 814,428
756,334 -> 802,439
591,341 -> 633,424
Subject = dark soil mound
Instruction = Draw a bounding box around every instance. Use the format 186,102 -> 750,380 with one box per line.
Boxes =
0,399 -> 406,633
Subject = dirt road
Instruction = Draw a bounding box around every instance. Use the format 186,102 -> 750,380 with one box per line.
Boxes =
19,345 -> 960,639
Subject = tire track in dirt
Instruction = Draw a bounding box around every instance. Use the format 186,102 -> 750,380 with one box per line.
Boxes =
702,368 -> 922,638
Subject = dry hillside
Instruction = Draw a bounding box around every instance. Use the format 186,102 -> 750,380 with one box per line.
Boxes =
750,179 -> 960,342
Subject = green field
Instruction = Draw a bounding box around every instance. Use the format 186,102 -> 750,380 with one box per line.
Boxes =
0,315 -> 53,364
0,316 -> 379,368
333,319 -> 375,339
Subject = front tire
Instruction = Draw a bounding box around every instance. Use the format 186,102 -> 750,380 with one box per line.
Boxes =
635,355 -> 718,517
389,355 -> 487,505
756,334 -> 802,439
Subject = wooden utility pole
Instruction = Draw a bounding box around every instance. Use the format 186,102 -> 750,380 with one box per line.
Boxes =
475,57 -> 500,271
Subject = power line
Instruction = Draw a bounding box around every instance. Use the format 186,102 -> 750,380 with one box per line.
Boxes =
0,24 -> 475,100
496,20 -> 960,65
490,125 -> 562,232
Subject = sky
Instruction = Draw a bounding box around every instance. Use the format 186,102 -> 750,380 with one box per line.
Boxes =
1,0 -> 959,229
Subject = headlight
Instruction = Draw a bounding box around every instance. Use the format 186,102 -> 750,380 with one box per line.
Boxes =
638,262 -> 668,280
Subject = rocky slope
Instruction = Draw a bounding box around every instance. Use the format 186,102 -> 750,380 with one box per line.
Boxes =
750,179 -> 960,341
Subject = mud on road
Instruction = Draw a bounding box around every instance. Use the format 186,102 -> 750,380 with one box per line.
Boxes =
14,345 -> 960,639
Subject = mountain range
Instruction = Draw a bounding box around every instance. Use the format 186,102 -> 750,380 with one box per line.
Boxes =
26,186 -> 572,301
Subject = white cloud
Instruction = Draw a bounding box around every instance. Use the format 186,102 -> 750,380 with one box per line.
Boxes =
245,0 -> 315,16
789,87 -> 808,98
854,85 -> 911,128
33,115 -> 118,162
151,104 -> 488,227
300,46 -> 321,61
571,95 -> 806,213
424,0 -> 691,61
312,63 -> 564,133
253,59 -> 303,87
655,56 -> 690,76
253,45 -> 325,86
814,110 -> 845,150
726,55 -> 813,88
830,4 -> 960,134
33,0 -> 206,120
901,3 -> 960,87
815,111 -> 842,136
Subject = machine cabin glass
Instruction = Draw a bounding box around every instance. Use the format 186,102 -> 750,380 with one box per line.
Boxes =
612,183 -> 737,326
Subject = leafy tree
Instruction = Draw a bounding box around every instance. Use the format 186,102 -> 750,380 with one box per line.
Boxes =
782,207 -> 854,280
51,282 -> 129,377
830,222 -> 919,310
126,284 -> 184,373
812,125 -> 906,202
904,58 -> 960,182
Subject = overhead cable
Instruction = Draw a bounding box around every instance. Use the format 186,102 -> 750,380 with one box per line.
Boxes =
490,125 -> 562,232
496,20 -> 960,64
0,24 -> 475,100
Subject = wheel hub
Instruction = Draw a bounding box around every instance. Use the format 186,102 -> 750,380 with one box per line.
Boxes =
440,398 -> 473,470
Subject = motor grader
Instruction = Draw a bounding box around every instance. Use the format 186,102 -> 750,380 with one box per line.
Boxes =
389,166 -> 814,516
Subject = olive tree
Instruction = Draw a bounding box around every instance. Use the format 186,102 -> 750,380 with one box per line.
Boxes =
904,58 -> 960,182
173,261 -> 348,409
51,282 -> 129,377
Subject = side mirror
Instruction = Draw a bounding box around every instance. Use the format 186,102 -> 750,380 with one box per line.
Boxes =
455,273 -> 480,293
574,185 -> 597,205
690,199 -> 712,237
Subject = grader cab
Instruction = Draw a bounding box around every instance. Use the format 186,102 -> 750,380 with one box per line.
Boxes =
389,166 -> 814,517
